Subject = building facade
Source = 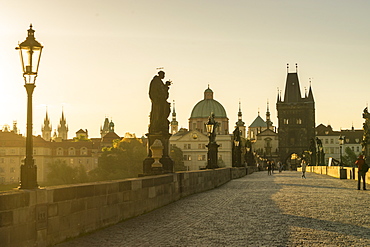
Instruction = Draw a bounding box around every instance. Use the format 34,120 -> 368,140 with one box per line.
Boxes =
316,124 -> 363,165
170,86 -> 233,170
0,116 -> 122,184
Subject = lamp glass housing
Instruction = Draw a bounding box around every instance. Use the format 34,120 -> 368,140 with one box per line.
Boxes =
206,123 -> 214,134
339,136 -> 344,146
16,25 -> 43,82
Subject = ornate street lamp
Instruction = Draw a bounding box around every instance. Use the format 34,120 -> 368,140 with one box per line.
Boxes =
232,126 -> 242,167
16,24 -> 43,189
339,135 -> 344,168
205,113 -> 219,169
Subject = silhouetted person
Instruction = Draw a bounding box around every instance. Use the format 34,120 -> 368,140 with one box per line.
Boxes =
355,155 -> 367,190
301,159 -> 307,179
149,71 -> 171,134
278,161 -> 283,173
267,161 -> 272,175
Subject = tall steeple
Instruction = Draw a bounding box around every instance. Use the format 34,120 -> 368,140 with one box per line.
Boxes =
100,117 -> 110,137
170,100 -> 178,134
307,78 -> 314,102
266,100 -> 272,130
42,109 -> 52,141
109,119 -> 115,132
235,100 -> 246,138
57,110 -> 68,140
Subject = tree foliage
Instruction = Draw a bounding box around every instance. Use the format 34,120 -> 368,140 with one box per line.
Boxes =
342,147 -> 358,167
90,138 -> 146,180
170,146 -> 186,171
46,159 -> 89,186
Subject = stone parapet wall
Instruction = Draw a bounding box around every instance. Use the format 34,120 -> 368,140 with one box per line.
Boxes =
300,166 -> 370,183
0,167 -> 248,247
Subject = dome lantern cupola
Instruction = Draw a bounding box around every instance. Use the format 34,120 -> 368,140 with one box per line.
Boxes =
204,85 -> 213,100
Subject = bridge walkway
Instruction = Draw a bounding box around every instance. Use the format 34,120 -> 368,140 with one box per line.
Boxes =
56,171 -> 370,246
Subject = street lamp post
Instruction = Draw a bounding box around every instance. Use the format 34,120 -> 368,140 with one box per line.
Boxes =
338,135 -> 347,179
232,126 -> 242,167
205,113 -> 219,169
16,25 -> 43,189
339,135 -> 344,168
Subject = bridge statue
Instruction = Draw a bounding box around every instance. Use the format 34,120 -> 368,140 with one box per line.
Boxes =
362,107 -> 370,158
149,71 -> 171,134
143,71 -> 174,175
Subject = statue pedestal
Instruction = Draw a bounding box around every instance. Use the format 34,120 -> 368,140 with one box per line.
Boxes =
142,133 -> 174,176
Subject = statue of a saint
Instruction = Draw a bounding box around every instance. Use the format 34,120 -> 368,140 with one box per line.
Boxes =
149,71 -> 171,134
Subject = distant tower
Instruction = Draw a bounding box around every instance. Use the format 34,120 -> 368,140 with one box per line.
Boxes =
57,110 -> 68,140
170,100 -> 179,134
100,117 -> 110,137
12,121 -> 18,134
109,120 -> 115,132
235,101 -> 246,138
266,100 -> 273,130
276,64 -> 315,166
42,110 -> 52,141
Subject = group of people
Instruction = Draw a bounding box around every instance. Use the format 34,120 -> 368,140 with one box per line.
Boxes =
266,161 -> 284,175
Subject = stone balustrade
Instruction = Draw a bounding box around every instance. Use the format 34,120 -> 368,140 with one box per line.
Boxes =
299,166 -> 370,182
0,167 -> 250,247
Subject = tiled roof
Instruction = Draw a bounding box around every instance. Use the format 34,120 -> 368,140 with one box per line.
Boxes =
249,115 -> 266,128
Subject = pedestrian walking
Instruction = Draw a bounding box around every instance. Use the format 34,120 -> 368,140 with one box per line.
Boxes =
355,155 -> 368,190
278,161 -> 283,173
271,161 -> 275,174
267,161 -> 272,175
301,159 -> 307,179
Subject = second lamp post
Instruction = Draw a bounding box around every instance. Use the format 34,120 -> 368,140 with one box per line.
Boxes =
205,113 -> 219,169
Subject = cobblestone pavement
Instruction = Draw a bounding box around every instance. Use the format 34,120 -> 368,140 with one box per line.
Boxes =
56,171 -> 370,246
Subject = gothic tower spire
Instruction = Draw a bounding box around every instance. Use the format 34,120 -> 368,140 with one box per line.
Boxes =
57,109 -> 68,140
266,100 -> 272,130
170,100 -> 178,134
235,100 -> 246,138
101,117 -> 110,137
42,109 -> 52,141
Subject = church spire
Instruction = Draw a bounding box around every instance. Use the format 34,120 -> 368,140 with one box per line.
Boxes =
235,100 -> 246,138
101,116 -> 110,138
170,100 -> 178,134
266,100 -> 272,130
57,109 -> 68,140
42,108 -> 52,141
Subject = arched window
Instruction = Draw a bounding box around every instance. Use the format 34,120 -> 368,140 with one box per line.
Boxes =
57,147 -> 63,156
80,147 -> 88,155
68,147 -> 76,156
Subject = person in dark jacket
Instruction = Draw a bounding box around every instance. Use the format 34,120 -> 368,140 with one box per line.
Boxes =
267,161 -> 272,175
355,155 -> 366,190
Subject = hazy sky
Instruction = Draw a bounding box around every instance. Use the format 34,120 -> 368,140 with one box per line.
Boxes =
0,1 -> 369,138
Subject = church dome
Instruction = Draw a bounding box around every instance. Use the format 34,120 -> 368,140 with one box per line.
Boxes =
190,87 -> 227,118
